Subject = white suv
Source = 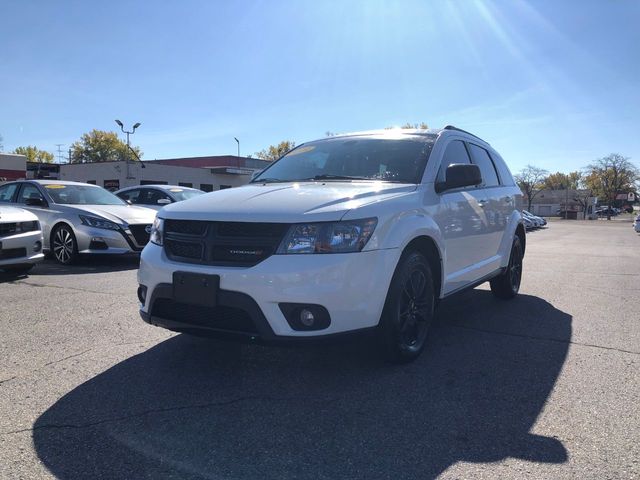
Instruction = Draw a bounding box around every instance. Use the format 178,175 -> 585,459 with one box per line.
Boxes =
138,126 -> 525,362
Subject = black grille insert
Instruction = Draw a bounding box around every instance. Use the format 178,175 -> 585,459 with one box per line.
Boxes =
151,298 -> 258,334
0,223 -> 18,237
0,247 -> 26,260
163,221 -> 289,266
129,224 -> 151,246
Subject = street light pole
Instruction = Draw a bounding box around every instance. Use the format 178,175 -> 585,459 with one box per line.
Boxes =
115,120 -> 141,180
234,137 -> 240,160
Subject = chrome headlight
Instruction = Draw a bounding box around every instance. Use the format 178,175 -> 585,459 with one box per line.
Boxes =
79,215 -> 120,231
150,217 -> 164,246
277,218 -> 377,254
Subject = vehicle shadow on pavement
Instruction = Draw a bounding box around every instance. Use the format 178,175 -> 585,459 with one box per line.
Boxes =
33,290 -> 571,480
27,255 -> 139,276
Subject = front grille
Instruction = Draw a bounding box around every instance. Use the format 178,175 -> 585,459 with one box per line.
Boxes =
151,298 -> 258,334
0,223 -> 18,237
129,224 -> 151,246
0,247 -> 26,260
163,220 -> 289,266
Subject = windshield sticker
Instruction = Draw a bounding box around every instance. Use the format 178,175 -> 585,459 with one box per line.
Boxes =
44,185 -> 66,189
287,146 -> 315,156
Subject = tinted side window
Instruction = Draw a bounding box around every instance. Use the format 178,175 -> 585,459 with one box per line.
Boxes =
467,143 -> 500,187
0,183 -> 18,202
18,184 -> 45,204
118,189 -> 142,203
436,140 -> 471,183
142,189 -> 171,205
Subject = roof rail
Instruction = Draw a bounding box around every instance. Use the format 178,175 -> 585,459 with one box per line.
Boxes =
443,125 -> 485,142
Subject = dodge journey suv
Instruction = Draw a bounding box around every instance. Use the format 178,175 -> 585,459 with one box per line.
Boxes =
138,126 -> 525,362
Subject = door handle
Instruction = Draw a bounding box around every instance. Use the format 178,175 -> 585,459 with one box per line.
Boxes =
478,199 -> 488,208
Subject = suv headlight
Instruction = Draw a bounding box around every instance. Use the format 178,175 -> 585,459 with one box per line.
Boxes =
277,218 -> 377,254
150,217 -> 164,246
17,220 -> 40,232
79,215 -> 120,231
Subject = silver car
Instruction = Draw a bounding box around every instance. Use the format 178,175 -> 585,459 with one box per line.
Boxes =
0,180 -> 157,264
115,184 -> 205,211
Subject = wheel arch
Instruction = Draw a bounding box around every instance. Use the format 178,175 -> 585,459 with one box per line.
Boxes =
401,235 -> 443,300
515,222 -> 526,255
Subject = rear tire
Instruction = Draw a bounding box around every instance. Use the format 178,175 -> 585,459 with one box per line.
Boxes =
51,224 -> 78,265
378,251 -> 435,363
490,236 -> 523,299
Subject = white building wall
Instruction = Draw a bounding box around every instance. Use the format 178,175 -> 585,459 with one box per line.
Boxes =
59,161 -> 251,191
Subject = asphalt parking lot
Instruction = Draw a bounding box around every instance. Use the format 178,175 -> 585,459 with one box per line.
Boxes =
1,220 -> 638,479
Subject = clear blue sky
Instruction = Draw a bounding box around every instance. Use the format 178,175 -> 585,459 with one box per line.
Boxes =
1,0 -> 639,173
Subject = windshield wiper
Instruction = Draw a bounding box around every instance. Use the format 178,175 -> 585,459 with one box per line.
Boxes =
310,174 -> 372,181
252,178 -> 287,184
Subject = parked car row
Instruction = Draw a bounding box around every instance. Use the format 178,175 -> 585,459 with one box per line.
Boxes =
521,210 -> 547,230
633,214 -> 640,233
0,180 -> 205,267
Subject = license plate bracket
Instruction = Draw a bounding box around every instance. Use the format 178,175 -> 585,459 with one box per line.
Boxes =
173,272 -> 219,307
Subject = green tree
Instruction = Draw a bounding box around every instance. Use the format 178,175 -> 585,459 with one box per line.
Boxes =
70,129 -> 142,163
543,171 -> 582,190
255,140 -> 296,162
515,165 -> 549,212
13,145 -> 55,163
584,153 -> 638,219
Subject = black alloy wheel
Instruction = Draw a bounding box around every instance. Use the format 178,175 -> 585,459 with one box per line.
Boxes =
52,225 -> 78,265
380,251 -> 435,363
490,236 -> 523,299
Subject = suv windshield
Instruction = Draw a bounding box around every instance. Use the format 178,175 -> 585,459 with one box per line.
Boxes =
253,134 -> 435,184
44,184 -> 126,205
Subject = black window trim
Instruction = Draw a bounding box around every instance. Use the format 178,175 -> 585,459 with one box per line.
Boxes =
16,182 -> 50,207
465,141 -> 502,187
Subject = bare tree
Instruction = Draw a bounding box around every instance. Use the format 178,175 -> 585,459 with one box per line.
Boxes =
515,165 -> 549,212
584,154 -> 639,220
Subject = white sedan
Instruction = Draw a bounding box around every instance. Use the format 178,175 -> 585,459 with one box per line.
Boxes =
0,205 -> 44,274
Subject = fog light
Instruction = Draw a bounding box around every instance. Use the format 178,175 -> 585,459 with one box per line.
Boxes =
33,241 -> 42,252
300,309 -> 315,327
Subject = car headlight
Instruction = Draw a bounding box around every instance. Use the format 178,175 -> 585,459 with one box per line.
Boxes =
150,217 -> 164,246
17,220 -> 40,232
79,215 -> 121,231
277,218 -> 377,254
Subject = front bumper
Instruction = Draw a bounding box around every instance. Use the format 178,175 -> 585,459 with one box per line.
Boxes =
138,243 -> 400,339
0,231 -> 45,267
73,225 -> 147,255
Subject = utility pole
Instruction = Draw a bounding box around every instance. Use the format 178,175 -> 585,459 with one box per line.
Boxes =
234,137 -> 240,163
55,144 -> 65,164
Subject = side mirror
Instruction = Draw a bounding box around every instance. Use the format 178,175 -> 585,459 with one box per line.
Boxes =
157,198 -> 171,205
25,197 -> 45,207
436,164 -> 482,193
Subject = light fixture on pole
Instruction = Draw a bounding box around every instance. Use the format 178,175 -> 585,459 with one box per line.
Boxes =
115,120 -> 141,179
234,137 -> 240,159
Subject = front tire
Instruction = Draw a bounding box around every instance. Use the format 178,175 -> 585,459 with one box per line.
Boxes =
378,251 -> 435,363
490,236 -> 523,299
52,224 -> 78,265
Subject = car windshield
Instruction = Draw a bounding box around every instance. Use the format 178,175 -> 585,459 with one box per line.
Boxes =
168,189 -> 205,201
252,135 -> 435,184
44,184 -> 126,205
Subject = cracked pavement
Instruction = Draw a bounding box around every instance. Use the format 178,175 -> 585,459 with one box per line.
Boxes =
1,220 -> 639,479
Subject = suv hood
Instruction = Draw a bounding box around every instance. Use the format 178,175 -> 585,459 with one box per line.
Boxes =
0,205 -> 39,223
57,204 -> 157,225
161,182 -> 418,222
